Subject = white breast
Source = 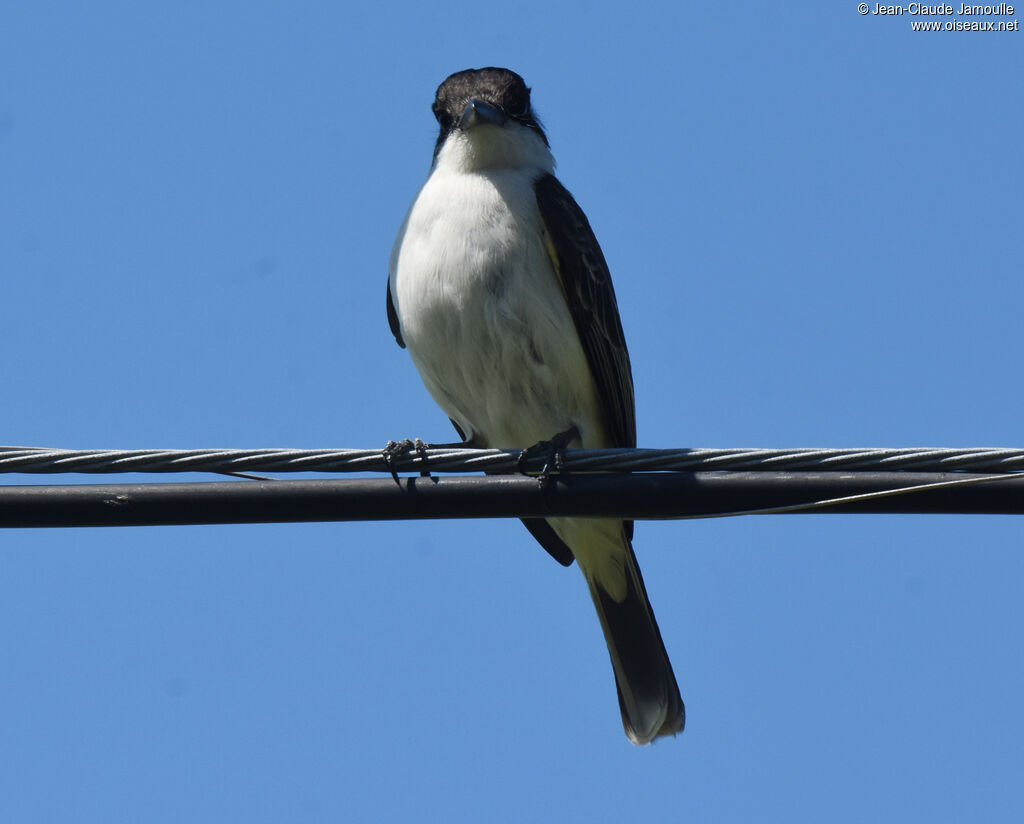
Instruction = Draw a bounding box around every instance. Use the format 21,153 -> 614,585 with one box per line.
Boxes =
389,164 -> 607,449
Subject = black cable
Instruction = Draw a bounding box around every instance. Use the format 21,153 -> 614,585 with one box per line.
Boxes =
2,472 -> 1022,528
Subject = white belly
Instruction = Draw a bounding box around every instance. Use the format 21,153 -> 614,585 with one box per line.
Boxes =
390,167 -> 607,449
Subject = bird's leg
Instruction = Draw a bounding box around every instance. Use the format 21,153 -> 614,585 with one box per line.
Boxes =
383,438 -> 431,485
517,424 -> 580,487
383,434 -> 475,484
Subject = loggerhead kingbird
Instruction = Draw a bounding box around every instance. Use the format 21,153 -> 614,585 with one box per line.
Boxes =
387,67 -> 684,744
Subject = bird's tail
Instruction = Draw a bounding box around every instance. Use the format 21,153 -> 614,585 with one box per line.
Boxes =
581,534 -> 685,745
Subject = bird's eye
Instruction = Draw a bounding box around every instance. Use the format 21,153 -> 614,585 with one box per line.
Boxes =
499,90 -> 528,119
515,87 -> 532,117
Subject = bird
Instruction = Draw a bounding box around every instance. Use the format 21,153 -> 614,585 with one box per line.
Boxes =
386,67 -> 684,744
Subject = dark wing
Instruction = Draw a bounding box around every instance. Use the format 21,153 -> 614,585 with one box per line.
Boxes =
521,518 -> 575,567
386,276 -> 405,348
534,173 -> 636,449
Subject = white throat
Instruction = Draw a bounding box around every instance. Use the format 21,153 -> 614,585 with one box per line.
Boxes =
434,123 -> 555,175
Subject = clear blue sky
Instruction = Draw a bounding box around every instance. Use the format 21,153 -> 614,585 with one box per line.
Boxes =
2,3 -> 1022,822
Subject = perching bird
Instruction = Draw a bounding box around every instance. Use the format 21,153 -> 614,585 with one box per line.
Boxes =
387,67 -> 683,744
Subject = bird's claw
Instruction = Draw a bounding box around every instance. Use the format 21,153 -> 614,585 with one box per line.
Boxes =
517,425 -> 579,489
383,438 -> 430,485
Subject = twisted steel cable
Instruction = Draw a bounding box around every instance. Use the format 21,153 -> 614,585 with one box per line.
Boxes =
2,445 -> 1024,476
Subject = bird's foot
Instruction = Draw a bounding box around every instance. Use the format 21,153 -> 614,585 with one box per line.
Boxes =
517,425 -> 579,488
383,438 -> 430,485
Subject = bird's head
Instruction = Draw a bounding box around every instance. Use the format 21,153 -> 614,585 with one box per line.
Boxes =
431,67 -> 552,172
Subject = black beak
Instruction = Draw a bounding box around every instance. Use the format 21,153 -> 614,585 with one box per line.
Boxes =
459,99 -> 506,130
